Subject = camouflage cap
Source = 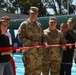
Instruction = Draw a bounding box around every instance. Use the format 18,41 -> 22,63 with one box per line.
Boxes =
49,17 -> 57,22
67,18 -> 74,23
30,6 -> 39,13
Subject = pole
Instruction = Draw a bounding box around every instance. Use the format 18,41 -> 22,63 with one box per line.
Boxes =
67,0 -> 69,15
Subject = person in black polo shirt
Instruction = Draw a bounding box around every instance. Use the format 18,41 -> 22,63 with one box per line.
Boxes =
60,22 -> 76,75
0,19 -> 13,75
67,18 -> 76,64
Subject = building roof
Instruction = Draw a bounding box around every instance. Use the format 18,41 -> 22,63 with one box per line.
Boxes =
0,9 -> 29,20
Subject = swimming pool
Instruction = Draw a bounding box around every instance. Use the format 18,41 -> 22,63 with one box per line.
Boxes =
12,52 -> 76,75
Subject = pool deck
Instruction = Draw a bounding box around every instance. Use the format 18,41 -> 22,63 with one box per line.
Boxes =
12,52 -> 76,75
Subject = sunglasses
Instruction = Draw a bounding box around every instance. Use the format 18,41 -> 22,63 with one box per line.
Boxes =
1,24 -> 8,28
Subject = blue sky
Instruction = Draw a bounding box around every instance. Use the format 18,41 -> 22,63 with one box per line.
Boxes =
72,0 -> 76,4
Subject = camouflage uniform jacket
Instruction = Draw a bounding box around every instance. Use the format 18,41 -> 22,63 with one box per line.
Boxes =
43,28 -> 66,60
18,18 -> 44,47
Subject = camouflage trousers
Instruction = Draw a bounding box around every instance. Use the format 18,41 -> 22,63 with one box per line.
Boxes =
22,47 -> 43,75
42,49 -> 61,75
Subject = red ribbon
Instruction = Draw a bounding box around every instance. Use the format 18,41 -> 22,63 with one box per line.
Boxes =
0,43 -> 76,51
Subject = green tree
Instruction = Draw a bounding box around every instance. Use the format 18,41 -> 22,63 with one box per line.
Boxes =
0,0 -> 15,13
18,0 -> 47,16
62,0 -> 75,14
6,0 -> 47,16
43,0 -> 75,15
0,0 -> 4,8
18,0 -> 31,14
0,0 -> 75,16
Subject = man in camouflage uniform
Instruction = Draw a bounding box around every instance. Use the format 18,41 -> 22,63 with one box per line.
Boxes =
18,6 -> 44,75
42,17 -> 66,75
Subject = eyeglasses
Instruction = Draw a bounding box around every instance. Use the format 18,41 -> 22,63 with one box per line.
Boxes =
1,24 -> 8,28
